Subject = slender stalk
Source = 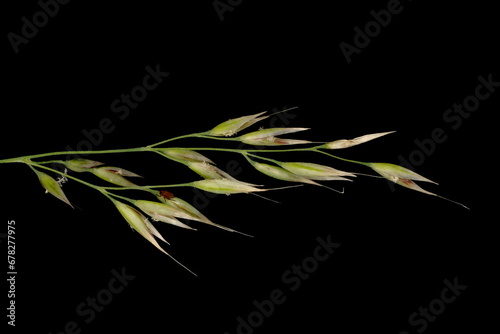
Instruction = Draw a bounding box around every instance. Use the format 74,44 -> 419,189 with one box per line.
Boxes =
313,148 -> 369,166
101,183 -> 193,191
195,133 -> 242,142
146,131 -> 236,148
0,157 -> 26,164
147,132 -> 202,148
164,146 -> 313,154
161,145 -> 369,167
0,137 -> 320,165
0,147 -> 147,164
245,153 -> 281,165
101,191 -> 136,204
32,159 -> 66,165
0,131 -> 242,163
154,146 -> 242,155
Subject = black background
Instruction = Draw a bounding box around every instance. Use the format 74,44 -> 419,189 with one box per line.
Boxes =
2,1 -> 498,333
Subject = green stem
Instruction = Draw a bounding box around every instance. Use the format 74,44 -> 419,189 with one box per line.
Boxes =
245,153 -> 282,165
101,183 -> 193,191
1,131 -> 217,163
195,133 -> 242,142
239,147 -> 313,154
0,131 -> 241,164
160,146 -> 244,154
33,159 -> 66,165
147,132 -> 214,148
102,191 -> 136,204
164,145 -> 368,167
0,147 -> 148,164
314,148 -> 369,166
0,135 -> 316,165
166,146 -> 313,154
0,157 -> 26,164
149,132 -> 272,148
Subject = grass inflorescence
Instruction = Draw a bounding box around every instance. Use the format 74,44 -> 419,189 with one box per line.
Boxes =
0,107 -> 468,274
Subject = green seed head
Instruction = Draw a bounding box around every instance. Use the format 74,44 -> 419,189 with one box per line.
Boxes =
208,111 -> 268,137
134,200 -> 195,230
279,162 -> 354,181
323,131 -> 395,149
36,171 -> 73,208
64,159 -> 104,172
92,167 -> 141,187
369,162 -> 437,184
114,201 -> 169,248
239,128 -> 311,146
192,179 -> 264,195
162,148 -> 214,165
187,162 -> 226,179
